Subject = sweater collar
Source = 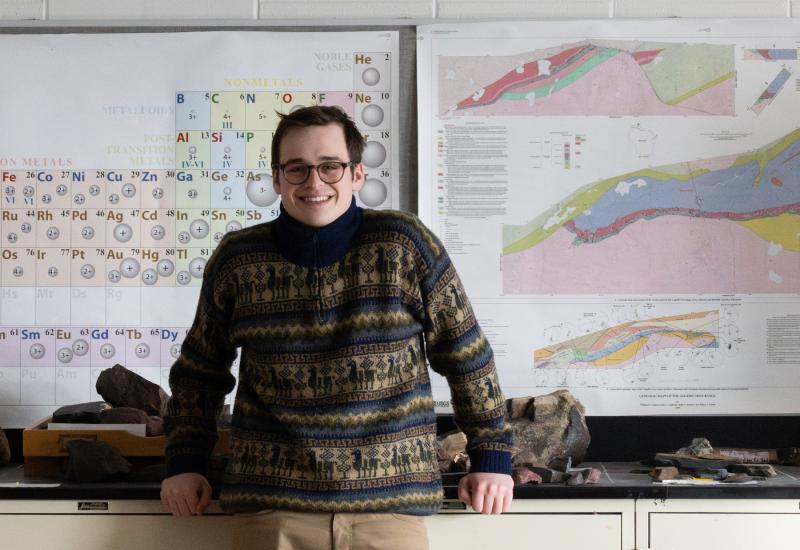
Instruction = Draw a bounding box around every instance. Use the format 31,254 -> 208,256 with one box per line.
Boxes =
274,197 -> 363,268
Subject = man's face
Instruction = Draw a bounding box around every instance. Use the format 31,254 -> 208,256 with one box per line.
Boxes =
272,123 -> 364,228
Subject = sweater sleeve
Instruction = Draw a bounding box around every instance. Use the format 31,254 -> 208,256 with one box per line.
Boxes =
164,241 -> 238,478
415,221 -> 514,475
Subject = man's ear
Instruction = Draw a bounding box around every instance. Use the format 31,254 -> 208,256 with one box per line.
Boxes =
271,169 -> 281,195
351,162 -> 365,192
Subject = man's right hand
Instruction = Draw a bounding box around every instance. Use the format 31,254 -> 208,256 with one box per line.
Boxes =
160,472 -> 212,517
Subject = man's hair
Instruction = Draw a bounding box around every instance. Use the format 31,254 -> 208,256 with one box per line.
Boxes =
271,105 -> 365,168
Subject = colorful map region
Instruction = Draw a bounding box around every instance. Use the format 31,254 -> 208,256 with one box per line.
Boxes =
534,310 -> 719,369
503,130 -> 800,294
749,68 -> 792,115
439,41 -> 735,116
744,49 -> 799,61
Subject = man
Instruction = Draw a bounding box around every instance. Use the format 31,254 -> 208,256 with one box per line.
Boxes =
161,106 -> 514,549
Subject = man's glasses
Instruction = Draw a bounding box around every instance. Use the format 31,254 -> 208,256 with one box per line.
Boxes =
276,161 -> 356,185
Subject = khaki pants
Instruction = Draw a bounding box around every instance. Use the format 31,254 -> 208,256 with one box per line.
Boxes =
232,510 -> 430,550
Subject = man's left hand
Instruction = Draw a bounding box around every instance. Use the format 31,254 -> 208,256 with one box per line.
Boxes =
457,472 -> 514,514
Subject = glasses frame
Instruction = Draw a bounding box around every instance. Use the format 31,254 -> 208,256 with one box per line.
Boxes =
276,160 -> 357,186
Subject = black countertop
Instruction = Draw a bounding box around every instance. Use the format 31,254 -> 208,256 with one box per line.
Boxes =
3,462 -> 800,501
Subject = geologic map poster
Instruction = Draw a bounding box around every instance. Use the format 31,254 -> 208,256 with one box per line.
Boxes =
418,20 -> 800,415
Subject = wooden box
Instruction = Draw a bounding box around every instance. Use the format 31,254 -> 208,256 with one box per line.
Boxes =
23,417 -> 230,478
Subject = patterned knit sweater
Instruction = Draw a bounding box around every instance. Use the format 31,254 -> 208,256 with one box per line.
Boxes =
165,200 -> 513,515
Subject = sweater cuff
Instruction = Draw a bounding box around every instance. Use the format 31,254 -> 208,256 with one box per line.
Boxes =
165,453 -> 210,478
468,450 -> 512,475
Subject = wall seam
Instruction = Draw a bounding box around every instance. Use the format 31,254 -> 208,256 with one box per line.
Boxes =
609,0 -> 614,19
42,0 -> 48,20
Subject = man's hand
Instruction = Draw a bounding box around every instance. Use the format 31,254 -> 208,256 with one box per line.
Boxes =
160,472 -> 212,517
457,472 -> 514,514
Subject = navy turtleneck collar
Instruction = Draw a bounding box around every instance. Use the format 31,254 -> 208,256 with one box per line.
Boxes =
273,197 -> 363,268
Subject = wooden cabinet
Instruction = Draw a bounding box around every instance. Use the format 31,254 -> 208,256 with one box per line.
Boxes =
428,499 -> 635,550
636,498 -> 800,550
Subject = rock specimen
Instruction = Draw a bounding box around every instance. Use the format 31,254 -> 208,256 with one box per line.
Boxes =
95,364 -> 169,417
512,467 -> 542,485
506,390 -> 590,469
650,466 -> 679,481
52,401 -> 111,423
99,407 -> 163,436
65,439 -> 132,482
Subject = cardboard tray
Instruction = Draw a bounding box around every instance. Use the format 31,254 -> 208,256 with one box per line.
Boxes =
23,417 -> 230,478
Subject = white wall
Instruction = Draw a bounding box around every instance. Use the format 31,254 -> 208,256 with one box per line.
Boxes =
0,0 -> 795,23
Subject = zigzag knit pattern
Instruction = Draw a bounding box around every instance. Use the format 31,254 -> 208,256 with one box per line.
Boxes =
165,208 -> 513,515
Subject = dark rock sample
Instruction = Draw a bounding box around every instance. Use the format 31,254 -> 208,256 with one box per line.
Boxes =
65,439 -> 132,482
506,390 -> 590,469
654,453 -> 737,470
0,429 -> 10,466
95,364 -> 169,417
99,407 -> 162,436
52,401 -> 111,423
512,467 -> 542,485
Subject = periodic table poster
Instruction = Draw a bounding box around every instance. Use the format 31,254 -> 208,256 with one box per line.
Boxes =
0,31 -> 400,427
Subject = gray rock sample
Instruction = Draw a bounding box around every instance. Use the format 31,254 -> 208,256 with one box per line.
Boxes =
65,439 -> 132,482
99,407 -> 163,436
95,364 -> 169,417
729,464 -> 777,477
526,465 -> 568,484
0,429 -> 10,466
52,401 -> 111,423
506,390 -> 590,469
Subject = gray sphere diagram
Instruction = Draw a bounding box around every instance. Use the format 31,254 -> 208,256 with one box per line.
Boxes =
157,259 -> 175,277
29,343 -> 46,359
57,347 -> 73,364
362,67 -> 381,86
46,226 -> 60,240
152,187 -> 165,199
113,223 -> 133,243
73,193 -> 86,205
81,226 -> 95,240
89,184 -> 101,196
20,223 -> 31,233
7,232 -> 17,244
362,141 -> 387,168
56,184 -> 68,196
177,231 -> 191,244
41,193 -> 52,204
108,270 -> 122,283
80,264 -> 95,279
226,221 -> 243,233
72,339 -> 89,356
150,225 -> 166,240
12,266 -> 23,277
134,343 -> 151,359
170,343 -> 181,359
246,175 -> 279,207
122,183 -> 137,198
359,179 -> 388,207
190,219 -> 210,239
108,193 -> 120,205
361,104 -> 384,127
189,257 -> 207,278
119,258 -> 141,278
176,270 -> 192,285
99,343 -> 116,360
141,268 -> 158,285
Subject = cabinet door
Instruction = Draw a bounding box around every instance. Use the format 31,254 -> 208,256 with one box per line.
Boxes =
427,499 -> 635,550
637,499 -> 800,550
0,500 -> 232,550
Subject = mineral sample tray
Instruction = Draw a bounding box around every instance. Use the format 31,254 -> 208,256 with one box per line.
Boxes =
22,417 -> 230,478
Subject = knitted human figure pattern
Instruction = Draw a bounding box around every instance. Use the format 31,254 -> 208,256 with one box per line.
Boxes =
165,206 -> 513,515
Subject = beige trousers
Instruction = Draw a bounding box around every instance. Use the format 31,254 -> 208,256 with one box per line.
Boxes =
232,510 -> 430,550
